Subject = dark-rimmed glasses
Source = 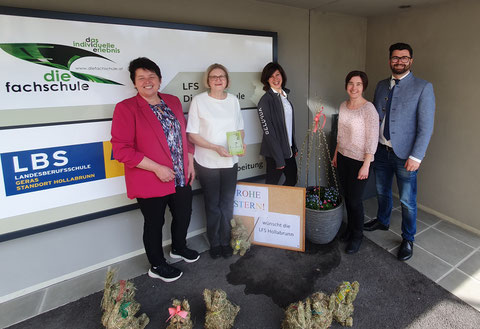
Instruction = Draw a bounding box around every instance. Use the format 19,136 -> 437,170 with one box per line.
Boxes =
390,56 -> 411,63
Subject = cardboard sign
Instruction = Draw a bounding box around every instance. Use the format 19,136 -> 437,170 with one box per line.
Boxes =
233,182 -> 305,252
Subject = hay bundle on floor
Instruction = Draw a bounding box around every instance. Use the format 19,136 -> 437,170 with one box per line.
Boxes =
203,288 -> 240,329
100,270 -> 149,329
166,299 -> 193,329
230,218 -> 251,256
282,298 -> 311,329
331,281 -> 359,327
281,292 -> 334,329
310,292 -> 335,329
103,300 -> 149,329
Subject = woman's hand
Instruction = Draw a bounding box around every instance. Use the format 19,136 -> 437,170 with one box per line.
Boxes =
188,133 -> 232,157
238,143 -> 247,157
357,153 -> 374,180
332,148 -> 338,168
357,164 -> 370,180
214,145 -> 232,157
154,165 -> 176,182
137,156 -> 175,182
187,153 -> 195,184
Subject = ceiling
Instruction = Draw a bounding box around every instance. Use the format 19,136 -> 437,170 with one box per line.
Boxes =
255,0 -> 453,17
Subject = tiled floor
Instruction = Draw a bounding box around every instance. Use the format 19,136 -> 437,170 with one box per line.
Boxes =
362,197 -> 480,312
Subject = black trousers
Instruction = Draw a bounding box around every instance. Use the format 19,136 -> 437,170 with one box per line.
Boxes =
337,153 -> 370,239
265,155 -> 297,186
137,185 -> 192,266
195,161 -> 238,248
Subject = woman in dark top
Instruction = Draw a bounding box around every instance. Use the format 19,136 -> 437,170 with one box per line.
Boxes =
257,62 -> 297,186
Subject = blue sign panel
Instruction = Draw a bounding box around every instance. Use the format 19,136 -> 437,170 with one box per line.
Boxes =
1,142 -> 106,196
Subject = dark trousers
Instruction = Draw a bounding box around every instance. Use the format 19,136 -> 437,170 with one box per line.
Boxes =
337,153 -> 370,239
137,185 -> 192,266
195,161 -> 238,247
265,155 -> 297,186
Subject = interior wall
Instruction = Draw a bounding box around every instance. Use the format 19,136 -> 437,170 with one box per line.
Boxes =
365,0 -> 480,231
309,10 -> 367,116
305,10 -> 367,187
0,0 -> 310,301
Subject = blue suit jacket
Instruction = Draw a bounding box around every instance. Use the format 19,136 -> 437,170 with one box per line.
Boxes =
373,72 -> 435,160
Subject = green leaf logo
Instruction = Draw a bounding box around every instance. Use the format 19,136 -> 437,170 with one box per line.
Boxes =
0,43 -> 123,85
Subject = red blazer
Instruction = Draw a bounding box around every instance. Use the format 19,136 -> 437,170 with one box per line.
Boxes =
111,93 -> 194,199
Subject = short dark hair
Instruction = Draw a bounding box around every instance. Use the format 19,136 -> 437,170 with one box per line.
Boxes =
389,42 -> 413,58
128,57 -> 162,84
260,62 -> 287,91
345,70 -> 368,90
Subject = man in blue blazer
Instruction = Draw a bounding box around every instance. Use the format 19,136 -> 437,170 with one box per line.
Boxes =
364,43 -> 435,261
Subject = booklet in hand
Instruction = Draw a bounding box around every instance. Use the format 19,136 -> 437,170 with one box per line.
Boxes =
226,131 -> 244,155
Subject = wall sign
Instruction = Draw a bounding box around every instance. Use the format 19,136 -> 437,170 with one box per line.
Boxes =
0,7 -> 276,240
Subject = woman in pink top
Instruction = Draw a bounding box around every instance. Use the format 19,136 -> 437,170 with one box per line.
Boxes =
332,71 -> 379,254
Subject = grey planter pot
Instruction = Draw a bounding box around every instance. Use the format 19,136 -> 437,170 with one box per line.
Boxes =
305,198 -> 344,244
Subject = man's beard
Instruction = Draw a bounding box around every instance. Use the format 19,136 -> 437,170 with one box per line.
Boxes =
391,63 -> 410,75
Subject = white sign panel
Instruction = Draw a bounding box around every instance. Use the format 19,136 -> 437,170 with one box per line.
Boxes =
255,213 -> 301,249
0,8 -> 274,239
0,14 -> 272,110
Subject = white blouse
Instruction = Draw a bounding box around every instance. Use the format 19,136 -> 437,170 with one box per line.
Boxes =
186,92 -> 244,168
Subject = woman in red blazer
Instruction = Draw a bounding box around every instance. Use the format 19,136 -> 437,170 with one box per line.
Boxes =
111,57 -> 199,283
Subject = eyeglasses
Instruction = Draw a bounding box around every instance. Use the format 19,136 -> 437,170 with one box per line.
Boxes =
390,56 -> 411,63
208,75 -> 227,81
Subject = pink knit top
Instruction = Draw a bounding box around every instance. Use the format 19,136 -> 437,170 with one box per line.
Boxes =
337,101 -> 379,162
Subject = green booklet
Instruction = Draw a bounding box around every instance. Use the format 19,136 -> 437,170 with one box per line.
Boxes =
226,131 -> 244,155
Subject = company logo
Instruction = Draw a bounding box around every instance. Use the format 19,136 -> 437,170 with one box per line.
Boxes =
0,43 -> 123,94
1,141 -> 124,196
73,37 -> 120,54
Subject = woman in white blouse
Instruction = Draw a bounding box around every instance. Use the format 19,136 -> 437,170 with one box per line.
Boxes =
332,71 -> 379,254
187,63 -> 246,259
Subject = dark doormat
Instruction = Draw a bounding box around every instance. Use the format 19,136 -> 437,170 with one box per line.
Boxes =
8,238 -> 480,329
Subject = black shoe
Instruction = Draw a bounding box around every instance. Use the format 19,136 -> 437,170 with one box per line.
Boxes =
209,246 -> 222,259
148,263 -> 182,282
397,239 -> 413,261
345,238 -> 362,254
170,247 -> 200,263
364,219 -> 389,231
339,229 -> 352,242
221,245 -> 233,258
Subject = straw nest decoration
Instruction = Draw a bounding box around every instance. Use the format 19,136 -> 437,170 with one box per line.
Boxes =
230,218 -> 251,256
332,281 -> 360,327
282,281 -> 360,329
166,299 -> 193,329
100,270 -> 149,329
282,291 -> 334,329
203,288 -> 240,329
